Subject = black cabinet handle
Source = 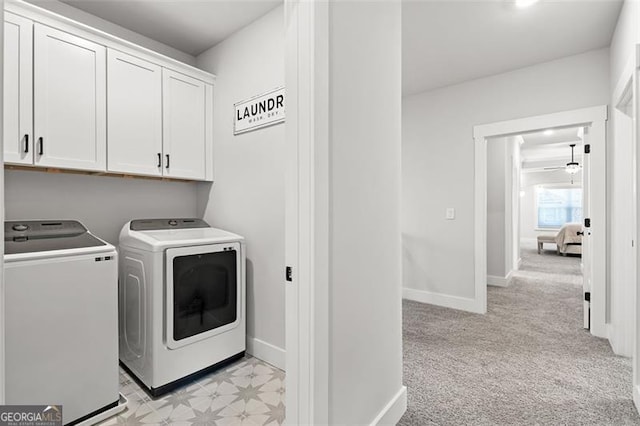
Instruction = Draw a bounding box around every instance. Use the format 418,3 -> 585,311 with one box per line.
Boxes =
38,137 -> 43,155
157,153 -> 161,168
577,231 -> 584,236
24,134 -> 29,153
165,154 -> 170,169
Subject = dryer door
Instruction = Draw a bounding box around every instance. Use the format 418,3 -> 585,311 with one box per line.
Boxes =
165,242 -> 242,349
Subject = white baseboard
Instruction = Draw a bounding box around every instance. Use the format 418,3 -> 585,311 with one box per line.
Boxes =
634,385 -> 640,414
487,275 -> 507,287
246,336 -> 286,371
487,270 -> 514,287
403,287 -> 482,313
370,386 -> 407,426
517,258 -> 522,270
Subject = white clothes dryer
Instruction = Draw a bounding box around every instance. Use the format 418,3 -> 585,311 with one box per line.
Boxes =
118,218 -> 246,396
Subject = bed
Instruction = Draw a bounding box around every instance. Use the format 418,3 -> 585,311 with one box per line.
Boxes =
537,222 -> 582,256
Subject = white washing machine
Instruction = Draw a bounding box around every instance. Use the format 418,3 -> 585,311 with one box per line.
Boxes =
4,220 -> 121,425
118,218 -> 246,396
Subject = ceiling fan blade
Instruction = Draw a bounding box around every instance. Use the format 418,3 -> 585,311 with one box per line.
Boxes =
542,166 -> 565,170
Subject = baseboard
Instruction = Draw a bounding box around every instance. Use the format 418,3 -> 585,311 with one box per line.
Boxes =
246,336 -> 286,371
607,323 -> 621,355
370,386 -> 407,426
487,270 -> 513,287
607,323 -> 633,358
517,258 -> 522,270
634,385 -> 640,413
403,287 -> 482,313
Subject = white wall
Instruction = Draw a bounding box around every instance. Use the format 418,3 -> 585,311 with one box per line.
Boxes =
610,0 -> 638,89
511,137 -> 522,270
195,6 -> 286,365
327,2 -> 405,423
487,137 -> 507,278
23,0 -> 196,65
5,171 -> 197,245
402,48 -> 610,305
487,136 -> 519,283
520,170 -> 583,241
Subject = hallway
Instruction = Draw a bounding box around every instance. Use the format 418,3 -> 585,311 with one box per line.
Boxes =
399,243 -> 638,425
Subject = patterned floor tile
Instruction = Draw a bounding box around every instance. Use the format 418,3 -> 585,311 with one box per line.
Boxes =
98,356 -> 285,426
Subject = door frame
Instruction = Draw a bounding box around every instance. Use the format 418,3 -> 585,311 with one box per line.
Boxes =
0,0 -> 5,403
613,45 -> 640,411
473,106 -> 608,338
634,43 -> 640,413
284,1 -> 329,424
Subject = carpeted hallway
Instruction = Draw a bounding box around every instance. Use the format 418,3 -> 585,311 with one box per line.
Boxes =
400,242 -> 639,425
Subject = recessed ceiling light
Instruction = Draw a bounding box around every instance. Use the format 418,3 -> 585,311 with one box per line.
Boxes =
515,0 -> 539,8
543,129 -> 554,136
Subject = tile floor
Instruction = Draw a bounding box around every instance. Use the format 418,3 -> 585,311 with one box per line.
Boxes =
99,356 -> 285,426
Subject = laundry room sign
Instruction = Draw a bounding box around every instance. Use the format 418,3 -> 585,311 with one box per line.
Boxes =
234,87 -> 285,135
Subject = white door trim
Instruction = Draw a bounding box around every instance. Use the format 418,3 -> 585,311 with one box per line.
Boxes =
618,43 -> 640,413
0,0 -> 5,403
473,106 -> 608,337
284,1 -> 329,424
635,43 -> 640,415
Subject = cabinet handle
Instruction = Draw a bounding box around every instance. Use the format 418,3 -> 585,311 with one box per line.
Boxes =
157,153 -> 161,168
38,137 -> 43,156
166,154 -> 170,169
24,134 -> 29,153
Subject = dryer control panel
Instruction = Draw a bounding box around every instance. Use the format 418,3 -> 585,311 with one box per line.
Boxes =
130,218 -> 210,231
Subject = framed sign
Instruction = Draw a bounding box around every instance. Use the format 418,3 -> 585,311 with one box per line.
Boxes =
234,87 -> 285,135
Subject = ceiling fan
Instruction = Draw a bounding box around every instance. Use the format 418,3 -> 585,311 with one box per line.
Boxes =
542,143 -> 581,173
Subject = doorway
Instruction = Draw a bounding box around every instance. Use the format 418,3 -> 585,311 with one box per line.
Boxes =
486,127 -> 588,327
473,106 -> 607,336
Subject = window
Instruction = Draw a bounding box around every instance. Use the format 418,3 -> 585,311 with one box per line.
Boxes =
536,186 -> 582,229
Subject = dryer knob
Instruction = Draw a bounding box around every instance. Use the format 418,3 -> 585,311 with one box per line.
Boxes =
12,224 -> 28,232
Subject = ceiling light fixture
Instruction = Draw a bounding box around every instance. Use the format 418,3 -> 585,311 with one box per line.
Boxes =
565,144 -> 581,175
543,129 -> 554,136
515,0 -> 539,8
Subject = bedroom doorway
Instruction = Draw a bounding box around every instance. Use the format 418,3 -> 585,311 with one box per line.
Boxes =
485,126 -> 588,324
474,106 -> 607,337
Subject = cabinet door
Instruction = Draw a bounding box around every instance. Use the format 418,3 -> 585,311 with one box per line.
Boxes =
162,69 -> 206,180
4,13 -> 33,165
107,50 -> 162,176
33,24 -> 106,171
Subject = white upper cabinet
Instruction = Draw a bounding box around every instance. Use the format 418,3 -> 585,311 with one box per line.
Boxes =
4,12 -> 33,165
33,23 -> 106,171
162,69 -> 208,180
3,2 -> 215,181
107,49 -> 162,176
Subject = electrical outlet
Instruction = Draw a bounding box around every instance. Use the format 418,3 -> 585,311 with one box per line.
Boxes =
446,208 -> 455,220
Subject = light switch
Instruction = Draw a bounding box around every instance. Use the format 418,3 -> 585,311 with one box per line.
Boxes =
446,208 -> 455,220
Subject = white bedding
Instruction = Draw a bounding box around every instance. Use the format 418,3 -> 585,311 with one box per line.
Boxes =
555,222 -> 582,254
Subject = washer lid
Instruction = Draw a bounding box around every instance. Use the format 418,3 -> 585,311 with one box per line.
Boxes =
4,220 -> 108,255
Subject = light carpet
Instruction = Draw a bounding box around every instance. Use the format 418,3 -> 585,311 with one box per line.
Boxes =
399,242 -> 639,425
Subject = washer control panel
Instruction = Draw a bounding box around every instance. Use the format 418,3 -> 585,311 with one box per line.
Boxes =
5,220 -> 87,241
